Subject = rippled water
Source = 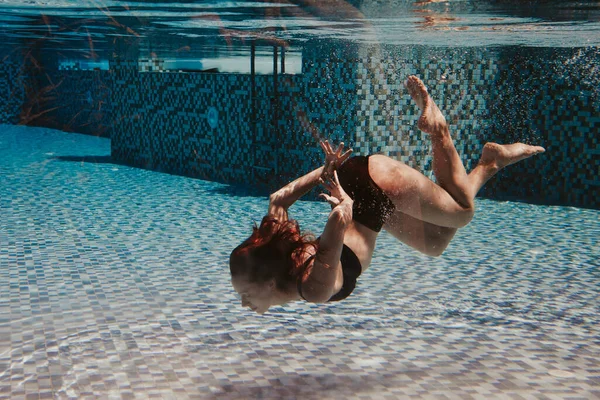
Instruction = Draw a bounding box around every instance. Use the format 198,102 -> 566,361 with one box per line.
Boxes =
0,0 -> 598,59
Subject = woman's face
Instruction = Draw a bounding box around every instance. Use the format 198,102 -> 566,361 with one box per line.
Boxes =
231,276 -> 282,314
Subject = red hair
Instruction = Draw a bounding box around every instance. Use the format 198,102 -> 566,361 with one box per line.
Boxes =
230,216 -> 317,290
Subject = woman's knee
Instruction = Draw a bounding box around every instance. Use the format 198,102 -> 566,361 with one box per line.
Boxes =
456,206 -> 475,228
423,244 -> 446,257
424,226 -> 457,256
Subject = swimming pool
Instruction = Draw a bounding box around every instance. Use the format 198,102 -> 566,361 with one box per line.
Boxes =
1,124 -> 599,398
1,0 -> 600,398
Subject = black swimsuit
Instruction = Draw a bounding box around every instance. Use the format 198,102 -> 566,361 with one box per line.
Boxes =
336,155 -> 396,232
298,155 -> 395,302
297,244 -> 362,302
328,244 -> 363,301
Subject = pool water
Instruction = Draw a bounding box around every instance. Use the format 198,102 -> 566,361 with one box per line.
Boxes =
1,0 -> 600,398
1,124 -> 599,398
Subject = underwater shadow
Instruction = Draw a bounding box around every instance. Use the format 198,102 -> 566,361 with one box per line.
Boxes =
207,183 -> 271,199
53,155 -> 114,164
52,155 -> 137,168
201,370 -> 418,400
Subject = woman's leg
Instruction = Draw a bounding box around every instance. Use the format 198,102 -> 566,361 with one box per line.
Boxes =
370,157 -> 473,228
383,211 -> 457,257
405,76 -> 545,209
369,76 -> 545,229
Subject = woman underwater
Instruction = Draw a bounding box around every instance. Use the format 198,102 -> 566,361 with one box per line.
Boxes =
230,75 -> 545,314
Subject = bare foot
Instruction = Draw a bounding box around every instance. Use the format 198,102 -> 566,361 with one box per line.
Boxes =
405,75 -> 447,135
480,142 -> 546,170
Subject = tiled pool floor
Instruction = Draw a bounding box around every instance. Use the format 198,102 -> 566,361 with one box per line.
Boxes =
1,125 -> 599,399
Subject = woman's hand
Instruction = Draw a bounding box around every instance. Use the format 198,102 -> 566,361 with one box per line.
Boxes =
319,170 -> 353,209
320,140 -> 352,181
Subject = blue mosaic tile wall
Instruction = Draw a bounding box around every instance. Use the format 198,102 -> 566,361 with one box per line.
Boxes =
483,46 -> 600,207
44,69 -> 112,137
110,59 -> 258,184
110,42 -> 359,190
0,50 -> 28,124
2,43 -> 598,209
351,45 -> 599,209
0,51 -> 112,137
353,45 -> 498,180
258,43 -> 359,185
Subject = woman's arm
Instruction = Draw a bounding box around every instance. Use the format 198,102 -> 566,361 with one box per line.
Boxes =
298,171 -> 353,303
268,141 -> 352,221
268,166 -> 324,221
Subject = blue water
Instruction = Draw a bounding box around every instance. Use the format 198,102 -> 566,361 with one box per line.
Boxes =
1,0 -> 599,398
0,0 -> 599,58
1,124 -> 599,398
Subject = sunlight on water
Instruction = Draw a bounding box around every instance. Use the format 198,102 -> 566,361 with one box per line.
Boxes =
0,0 -> 599,48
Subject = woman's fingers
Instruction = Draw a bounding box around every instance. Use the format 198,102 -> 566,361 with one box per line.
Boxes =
340,148 -> 353,163
321,140 -> 349,157
320,173 -> 344,197
319,193 -> 340,207
320,141 -> 351,184
320,179 -> 340,199
320,177 -> 334,191
326,141 -> 334,154
331,170 -> 341,185
320,140 -> 334,154
322,140 -> 352,163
